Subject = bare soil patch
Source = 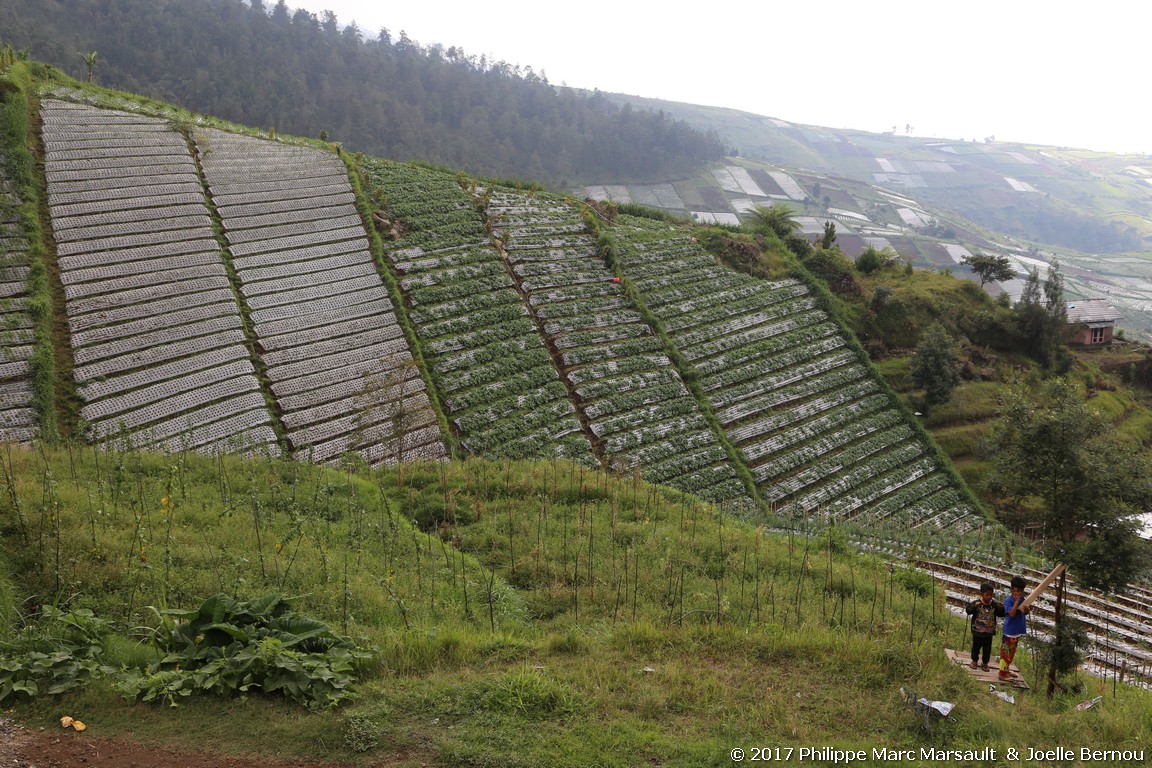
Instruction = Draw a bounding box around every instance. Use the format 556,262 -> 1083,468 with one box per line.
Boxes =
0,717 -> 359,768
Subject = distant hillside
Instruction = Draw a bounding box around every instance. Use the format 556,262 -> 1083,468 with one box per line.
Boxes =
0,61 -> 984,539
593,93 -> 1152,339
0,0 -> 724,185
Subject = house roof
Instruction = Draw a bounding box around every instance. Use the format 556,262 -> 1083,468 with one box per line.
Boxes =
1066,299 -> 1122,324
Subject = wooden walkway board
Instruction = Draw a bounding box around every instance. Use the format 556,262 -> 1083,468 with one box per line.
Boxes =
945,648 -> 1030,690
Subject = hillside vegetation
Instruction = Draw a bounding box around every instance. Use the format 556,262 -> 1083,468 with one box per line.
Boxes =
3,443 -> 1151,766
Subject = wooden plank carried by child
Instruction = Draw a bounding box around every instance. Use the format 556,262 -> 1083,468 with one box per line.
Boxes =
1019,563 -> 1066,611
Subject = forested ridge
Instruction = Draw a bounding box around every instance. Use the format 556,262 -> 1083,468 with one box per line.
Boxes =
0,0 -> 725,185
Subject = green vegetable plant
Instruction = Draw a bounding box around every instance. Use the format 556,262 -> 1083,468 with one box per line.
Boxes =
116,593 -> 374,709
0,606 -> 112,703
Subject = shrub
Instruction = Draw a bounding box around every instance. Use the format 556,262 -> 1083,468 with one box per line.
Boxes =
116,594 -> 373,709
803,249 -> 860,296
855,247 -> 892,274
0,607 -> 111,703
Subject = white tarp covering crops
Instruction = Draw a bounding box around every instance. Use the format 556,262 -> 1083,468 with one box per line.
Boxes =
876,189 -> 921,208
1004,177 -> 1037,192
897,208 -> 931,228
711,167 -> 742,194
693,211 -> 741,226
488,190 -> 736,499
0,165 -> 35,444
873,173 -> 927,188
197,128 -> 443,465
796,216 -> 846,235
645,183 -> 684,209
613,227 -> 976,527
943,244 -> 973,264
828,207 -> 870,222
726,166 -> 768,197
584,184 -> 632,203
584,185 -> 608,201
915,161 -> 955,173
1007,152 -> 1038,165
1007,252 -> 1051,271
604,185 -> 631,203
768,171 -> 807,201
628,185 -> 662,207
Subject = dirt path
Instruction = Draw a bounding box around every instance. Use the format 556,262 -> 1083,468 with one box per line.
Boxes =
0,717 -> 360,768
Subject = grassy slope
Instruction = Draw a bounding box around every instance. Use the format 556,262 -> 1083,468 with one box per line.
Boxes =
3,444 -> 1151,767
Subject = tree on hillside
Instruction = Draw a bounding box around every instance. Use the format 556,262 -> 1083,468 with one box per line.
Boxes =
909,324 -> 960,409
984,377 -> 1152,695
960,252 -> 1015,288
78,50 -> 97,82
1013,262 -> 1069,370
820,220 -> 837,249
749,204 -> 799,239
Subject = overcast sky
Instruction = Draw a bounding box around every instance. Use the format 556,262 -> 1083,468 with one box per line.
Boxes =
285,0 -> 1149,155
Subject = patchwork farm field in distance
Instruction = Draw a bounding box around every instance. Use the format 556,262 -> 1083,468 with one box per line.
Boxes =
590,95 -> 1152,339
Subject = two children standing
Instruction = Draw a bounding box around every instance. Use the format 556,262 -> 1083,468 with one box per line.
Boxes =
965,576 -> 1030,680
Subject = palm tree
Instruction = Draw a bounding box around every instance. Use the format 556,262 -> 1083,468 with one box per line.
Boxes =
78,51 -> 98,83
749,204 -> 799,239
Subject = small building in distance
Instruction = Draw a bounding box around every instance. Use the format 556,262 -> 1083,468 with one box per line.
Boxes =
1066,299 -> 1122,346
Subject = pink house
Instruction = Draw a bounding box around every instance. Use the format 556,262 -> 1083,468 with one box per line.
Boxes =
1065,299 -> 1122,346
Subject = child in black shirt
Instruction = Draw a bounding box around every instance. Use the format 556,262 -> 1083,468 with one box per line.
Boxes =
965,582 -> 1005,671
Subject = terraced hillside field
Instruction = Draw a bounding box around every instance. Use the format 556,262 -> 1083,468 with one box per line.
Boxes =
0,164 -> 34,443
10,92 -> 979,531
40,100 -> 277,453
195,129 -> 444,465
484,190 -> 744,503
361,162 -> 589,463
611,217 -> 977,530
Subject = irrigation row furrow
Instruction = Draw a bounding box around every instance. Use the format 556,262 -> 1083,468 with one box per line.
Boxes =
130,394 -> 277,454
57,238 -> 221,272
228,227 -> 368,258
49,190 -> 206,217
223,203 -> 358,233
61,250 -> 223,287
55,226 -> 214,257
232,240 -> 366,272
78,345 -> 249,404
275,365 -> 424,414
44,168 -> 199,194
64,264 -> 227,302
66,288 -> 236,334
72,315 -> 243,367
